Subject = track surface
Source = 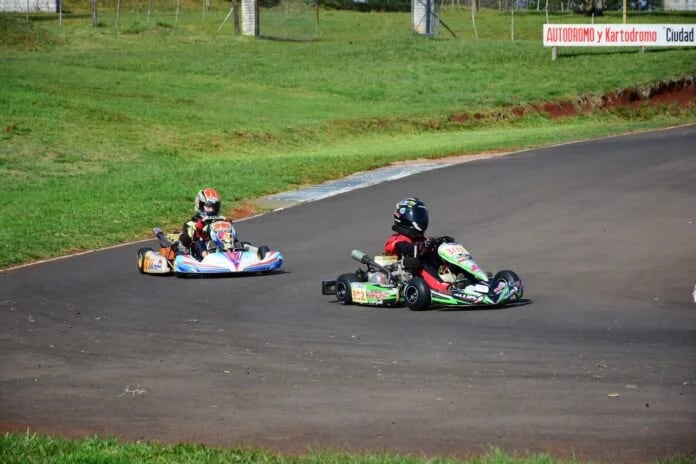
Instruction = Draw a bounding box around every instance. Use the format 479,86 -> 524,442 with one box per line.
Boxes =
1,126 -> 695,462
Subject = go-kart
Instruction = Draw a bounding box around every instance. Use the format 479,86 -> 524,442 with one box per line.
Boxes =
137,218 -> 283,276
321,238 -> 523,310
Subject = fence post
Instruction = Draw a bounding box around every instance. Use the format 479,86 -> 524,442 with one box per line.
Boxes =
242,0 -> 259,36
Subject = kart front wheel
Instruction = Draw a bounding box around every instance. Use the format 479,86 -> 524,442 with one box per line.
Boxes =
404,277 -> 431,311
257,246 -> 270,260
137,247 -> 153,274
336,273 -> 360,305
493,270 -> 523,301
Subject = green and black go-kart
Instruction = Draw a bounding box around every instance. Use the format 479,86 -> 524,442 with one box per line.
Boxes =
321,238 -> 524,311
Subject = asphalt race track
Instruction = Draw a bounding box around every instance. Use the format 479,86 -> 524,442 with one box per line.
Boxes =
1,126 -> 695,462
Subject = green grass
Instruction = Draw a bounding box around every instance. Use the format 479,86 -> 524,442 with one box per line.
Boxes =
2,432 -> 695,464
0,8 -> 695,268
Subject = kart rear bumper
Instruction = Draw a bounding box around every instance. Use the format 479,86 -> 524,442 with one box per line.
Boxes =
321,280 -> 337,295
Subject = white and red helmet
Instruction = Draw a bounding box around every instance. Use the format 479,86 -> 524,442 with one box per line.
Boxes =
194,188 -> 221,217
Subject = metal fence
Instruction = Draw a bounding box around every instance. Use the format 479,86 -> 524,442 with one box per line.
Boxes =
258,0 -> 319,40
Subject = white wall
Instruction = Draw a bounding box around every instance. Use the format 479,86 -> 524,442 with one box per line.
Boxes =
241,0 -> 258,36
0,0 -> 57,12
664,0 -> 696,10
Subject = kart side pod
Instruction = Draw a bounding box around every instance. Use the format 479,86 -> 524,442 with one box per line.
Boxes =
137,247 -> 173,275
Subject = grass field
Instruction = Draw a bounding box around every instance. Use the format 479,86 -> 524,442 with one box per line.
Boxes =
0,7 -> 695,268
1,431 -> 695,464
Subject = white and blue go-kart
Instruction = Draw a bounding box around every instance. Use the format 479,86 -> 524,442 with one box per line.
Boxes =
137,220 -> 283,277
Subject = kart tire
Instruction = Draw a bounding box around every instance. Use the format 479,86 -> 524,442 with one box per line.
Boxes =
403,277 -> 431,311
493,270 -> 523,300
257,246 -> 270,260
137,247 -> 153,274
336,273 -> 360,305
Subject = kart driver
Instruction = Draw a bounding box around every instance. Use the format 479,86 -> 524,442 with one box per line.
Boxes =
179,187 -> 232,260
384,197 -> 453,292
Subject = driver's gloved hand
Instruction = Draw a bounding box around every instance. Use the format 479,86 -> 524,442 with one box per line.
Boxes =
423,237 -> 442,254
402,256 -> 421,272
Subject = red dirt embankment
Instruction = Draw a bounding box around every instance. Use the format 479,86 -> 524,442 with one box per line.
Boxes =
530,76 -> 695,119
447,76 -> 695,123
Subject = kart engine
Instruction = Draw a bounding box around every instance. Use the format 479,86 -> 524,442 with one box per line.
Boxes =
366,259 -> 412,287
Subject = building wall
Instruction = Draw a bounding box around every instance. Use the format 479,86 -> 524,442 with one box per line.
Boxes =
0,0 -> 57,12
664,0 -> 696,10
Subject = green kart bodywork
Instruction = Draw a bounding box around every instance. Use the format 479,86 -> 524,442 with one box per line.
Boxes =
321,241 -> 524,311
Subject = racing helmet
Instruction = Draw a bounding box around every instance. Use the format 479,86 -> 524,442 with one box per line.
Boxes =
393,197 -> 429,235
195,188 -> 221,217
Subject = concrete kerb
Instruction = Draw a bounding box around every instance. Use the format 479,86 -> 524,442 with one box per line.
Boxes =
250,151 -> 513,212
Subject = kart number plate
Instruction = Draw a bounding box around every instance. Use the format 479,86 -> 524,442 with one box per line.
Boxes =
210,221 -> 232,232
443,244 -> 469,257
351,287 -> 368,304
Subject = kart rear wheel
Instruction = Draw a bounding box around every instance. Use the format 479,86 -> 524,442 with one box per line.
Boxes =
404,277 -> 431,311
336,273 -> 360,305
257,246 -> 270,260
494,270 -> 523,300
137,247 -> 153,274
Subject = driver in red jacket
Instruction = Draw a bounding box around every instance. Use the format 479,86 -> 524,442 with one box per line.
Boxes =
384,197 -> 451,292
179,187 -> 231,260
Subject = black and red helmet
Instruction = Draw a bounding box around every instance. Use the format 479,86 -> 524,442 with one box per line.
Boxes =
393,197 -> 429,235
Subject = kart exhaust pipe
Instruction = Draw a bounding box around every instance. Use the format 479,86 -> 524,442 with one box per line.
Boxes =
153,227 -> 172,248
351,249 -> 387,272
351,249 -> 370,264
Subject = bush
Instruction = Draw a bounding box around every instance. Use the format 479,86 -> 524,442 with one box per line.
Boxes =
323,0 -> 411,13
